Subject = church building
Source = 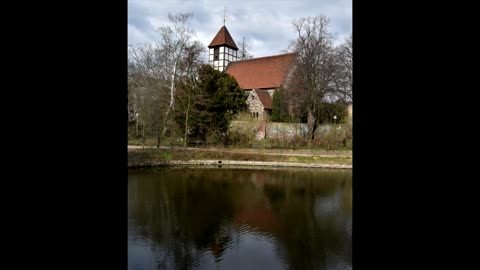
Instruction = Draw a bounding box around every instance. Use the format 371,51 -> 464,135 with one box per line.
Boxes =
208,25 -> 297,119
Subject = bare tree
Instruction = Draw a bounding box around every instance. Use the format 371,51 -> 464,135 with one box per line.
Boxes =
174,41 -> 206,146
238,36 -> 253,60
128,13 -> 199,147
128,44 -> 169,143
333,34 -> 352,102
156,13 -> 195,142
287,16 -> 337,143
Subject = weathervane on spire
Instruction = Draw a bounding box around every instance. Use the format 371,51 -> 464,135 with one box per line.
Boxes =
223,5 -> 226,26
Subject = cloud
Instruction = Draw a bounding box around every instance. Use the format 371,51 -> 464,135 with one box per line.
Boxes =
128,0 -> 352,56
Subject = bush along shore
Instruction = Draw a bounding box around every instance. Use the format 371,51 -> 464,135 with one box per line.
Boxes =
128,147 -> 352,169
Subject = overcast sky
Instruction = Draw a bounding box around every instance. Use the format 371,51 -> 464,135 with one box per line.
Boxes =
128,0 -> 351,58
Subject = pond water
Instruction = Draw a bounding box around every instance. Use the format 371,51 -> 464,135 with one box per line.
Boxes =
128,167 -> 352,270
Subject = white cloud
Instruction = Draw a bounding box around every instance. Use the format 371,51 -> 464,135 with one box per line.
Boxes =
128,24 -> 150,46
128,0 -> 352,56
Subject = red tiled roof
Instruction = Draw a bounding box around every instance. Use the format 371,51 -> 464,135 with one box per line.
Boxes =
226,53 -> 297,89
208,26 -> 238,49
254,89 -> 272,109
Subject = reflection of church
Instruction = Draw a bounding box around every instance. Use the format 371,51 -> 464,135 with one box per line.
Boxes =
208,25 -> 297,119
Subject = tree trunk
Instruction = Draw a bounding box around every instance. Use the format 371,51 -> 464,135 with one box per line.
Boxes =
162,59 -> 178,138
307,108 -> 317,143
135,119 -> 138,137
156,128 -> 160,148
141,122 -> 145,149
184,94 -> 190,147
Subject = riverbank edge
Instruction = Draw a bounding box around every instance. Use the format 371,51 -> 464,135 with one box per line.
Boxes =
128,159 -> 352,169
127,145 -> 351,157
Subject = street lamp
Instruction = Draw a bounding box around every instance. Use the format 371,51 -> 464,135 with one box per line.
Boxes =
135,113 -> 139,137
333,115 -> 337,147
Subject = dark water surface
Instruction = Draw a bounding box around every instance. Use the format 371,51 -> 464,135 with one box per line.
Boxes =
128,167 -> 352,270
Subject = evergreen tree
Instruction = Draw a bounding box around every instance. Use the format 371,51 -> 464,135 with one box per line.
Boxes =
186,65 -> 247,144
271,88 -> 289,122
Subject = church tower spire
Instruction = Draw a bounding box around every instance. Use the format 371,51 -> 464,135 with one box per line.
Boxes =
208,25 -> 238,72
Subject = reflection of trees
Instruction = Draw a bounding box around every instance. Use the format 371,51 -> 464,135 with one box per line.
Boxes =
260,170 -> 352,270
128,168 -> 352,270
129,169 -> 244,268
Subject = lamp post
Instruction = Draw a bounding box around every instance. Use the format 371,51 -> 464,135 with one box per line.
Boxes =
333,115 -> 337,147
135,113 -> 139,137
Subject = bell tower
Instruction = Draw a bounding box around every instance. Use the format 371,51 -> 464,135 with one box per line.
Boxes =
208,26 -> 239,72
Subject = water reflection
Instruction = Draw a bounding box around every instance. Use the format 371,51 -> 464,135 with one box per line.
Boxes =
128,167 -> 352,270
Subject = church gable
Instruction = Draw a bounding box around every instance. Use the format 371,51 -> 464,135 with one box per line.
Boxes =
254,89 -> 272,109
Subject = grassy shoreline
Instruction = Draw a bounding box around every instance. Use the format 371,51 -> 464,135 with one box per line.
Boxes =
128,147 -> 352,169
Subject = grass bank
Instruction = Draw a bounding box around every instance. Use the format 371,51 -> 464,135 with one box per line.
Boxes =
128,147 -> 352,168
